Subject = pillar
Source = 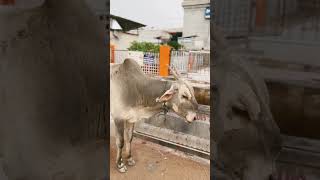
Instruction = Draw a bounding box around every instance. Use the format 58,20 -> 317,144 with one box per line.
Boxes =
159,45 -> 171,77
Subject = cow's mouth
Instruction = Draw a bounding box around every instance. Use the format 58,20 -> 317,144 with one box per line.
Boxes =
185,111 -> 197,123
184,119 -> 192,123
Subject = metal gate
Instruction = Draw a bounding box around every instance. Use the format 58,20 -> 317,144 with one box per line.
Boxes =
170,51 -> 210,75
214,0 -> 320,41
275,0 -> 320,42
170,51 -> 189,73
251,0 -> 320,41
214,0 -> 252,37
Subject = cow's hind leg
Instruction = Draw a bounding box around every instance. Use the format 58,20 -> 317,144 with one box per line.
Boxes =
114,120 -> 127,173
124,122 -> 135,166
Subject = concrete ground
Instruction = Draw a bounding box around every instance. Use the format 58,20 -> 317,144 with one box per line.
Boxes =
110,137 -> 210,180
110,110 -> 209,180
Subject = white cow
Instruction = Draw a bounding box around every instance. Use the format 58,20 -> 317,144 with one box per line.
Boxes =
110,58 -> 199,173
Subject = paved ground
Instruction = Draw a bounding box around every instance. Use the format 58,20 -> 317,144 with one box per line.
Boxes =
110,137 -> 210,180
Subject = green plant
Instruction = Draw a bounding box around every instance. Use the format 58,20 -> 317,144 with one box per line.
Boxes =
167,41 -> 183,50
128,41 -> 160,53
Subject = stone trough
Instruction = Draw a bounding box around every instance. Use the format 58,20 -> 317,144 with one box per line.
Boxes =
134,105 -> 210,159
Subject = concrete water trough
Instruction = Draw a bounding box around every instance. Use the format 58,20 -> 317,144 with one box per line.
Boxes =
134,105 -> 210,159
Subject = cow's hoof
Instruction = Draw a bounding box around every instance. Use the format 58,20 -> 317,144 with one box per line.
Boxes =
127,157 -> 136,166
117,162 -> 127,173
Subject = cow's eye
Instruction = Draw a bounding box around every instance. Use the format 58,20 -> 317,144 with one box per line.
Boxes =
182,95 -> 188,99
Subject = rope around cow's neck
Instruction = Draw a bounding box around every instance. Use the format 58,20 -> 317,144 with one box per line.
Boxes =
161,80 -> 170,115
153,80 -> 171,119
161,102 -> 169,115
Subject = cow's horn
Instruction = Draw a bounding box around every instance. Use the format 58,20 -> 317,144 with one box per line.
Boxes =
168,65 -> 181,80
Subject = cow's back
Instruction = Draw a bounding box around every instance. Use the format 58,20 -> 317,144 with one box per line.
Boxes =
110,59 -> 148,118
111,58 -> 145,78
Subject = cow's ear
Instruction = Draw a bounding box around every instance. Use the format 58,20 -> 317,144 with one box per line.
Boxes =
156,85 -> 177,102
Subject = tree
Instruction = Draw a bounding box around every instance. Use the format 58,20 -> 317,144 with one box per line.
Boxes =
0,0 -> 107,179
128,41 -> 160,52
167,40 -> 183,50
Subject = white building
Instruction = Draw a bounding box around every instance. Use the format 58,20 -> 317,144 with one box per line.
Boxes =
181,0 -> 210,50
110,30 -> 139,50
88,0 -> 147,50
137,28 -> 173,44
109,14 -> 145,50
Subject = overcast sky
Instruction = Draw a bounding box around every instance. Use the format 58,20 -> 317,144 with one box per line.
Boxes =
110,0 -> 184,29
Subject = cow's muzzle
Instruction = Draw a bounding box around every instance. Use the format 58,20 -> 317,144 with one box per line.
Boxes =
185,111 -> 197,123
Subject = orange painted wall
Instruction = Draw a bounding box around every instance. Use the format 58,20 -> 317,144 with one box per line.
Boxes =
255,0 -> 267,27
0,0 -> 15,5
159,45 -> 171,77
110,44 -> 115,63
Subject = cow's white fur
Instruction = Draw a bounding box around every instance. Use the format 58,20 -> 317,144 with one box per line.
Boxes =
110,59 -> 198,173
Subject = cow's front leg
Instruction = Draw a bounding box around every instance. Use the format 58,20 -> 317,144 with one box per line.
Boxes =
124,122 -> 135,166
114,120 -> 127,173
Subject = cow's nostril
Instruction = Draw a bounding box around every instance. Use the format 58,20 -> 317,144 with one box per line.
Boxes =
194,116 -> 197,120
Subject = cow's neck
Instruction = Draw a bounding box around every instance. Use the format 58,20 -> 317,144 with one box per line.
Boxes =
139,78 -> 173,114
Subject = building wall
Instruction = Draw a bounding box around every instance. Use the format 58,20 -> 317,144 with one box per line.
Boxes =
182,0 -> 210,50
138,29 -> 170,44
110,31 -> 139,50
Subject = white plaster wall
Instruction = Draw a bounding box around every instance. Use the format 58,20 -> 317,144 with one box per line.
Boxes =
110,31 -> 139,50
182,0 -> 210,50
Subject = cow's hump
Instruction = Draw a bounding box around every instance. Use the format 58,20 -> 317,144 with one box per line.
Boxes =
111,58 -> 146,80
122,58 -> 144,74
